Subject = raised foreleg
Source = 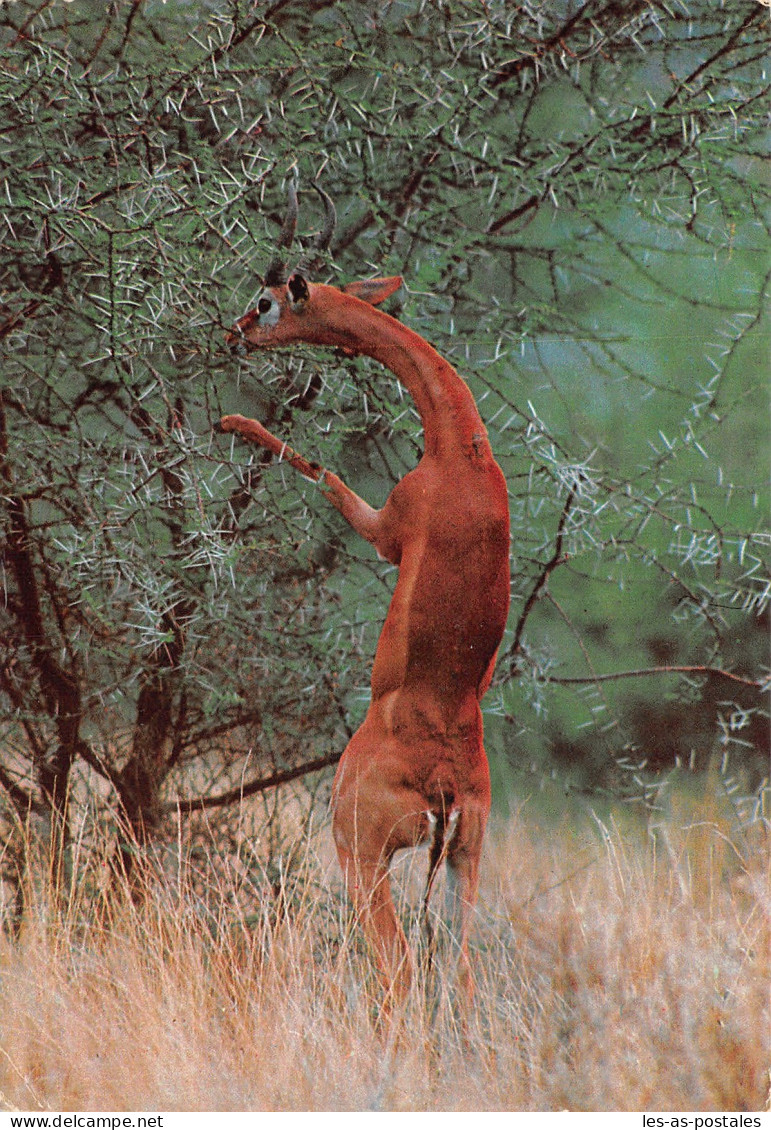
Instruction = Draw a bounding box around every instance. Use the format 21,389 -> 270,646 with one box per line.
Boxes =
220,413 -> 391,556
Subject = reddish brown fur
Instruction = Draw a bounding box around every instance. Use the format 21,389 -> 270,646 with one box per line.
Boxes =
223,273 -> 510,1009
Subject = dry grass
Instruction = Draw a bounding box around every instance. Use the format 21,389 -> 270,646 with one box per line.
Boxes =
0,786 -> 767,1112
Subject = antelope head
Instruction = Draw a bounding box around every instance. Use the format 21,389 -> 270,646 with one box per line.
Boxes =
228,183 -> 402,354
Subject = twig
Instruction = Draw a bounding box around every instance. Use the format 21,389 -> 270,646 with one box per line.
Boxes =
545,665 -> 766,690
508,484 -> 576,674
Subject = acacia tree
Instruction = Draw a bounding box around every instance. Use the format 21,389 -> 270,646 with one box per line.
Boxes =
0,0 -> 767,903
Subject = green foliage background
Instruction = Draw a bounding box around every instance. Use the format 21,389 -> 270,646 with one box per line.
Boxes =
0,0 -> 768,874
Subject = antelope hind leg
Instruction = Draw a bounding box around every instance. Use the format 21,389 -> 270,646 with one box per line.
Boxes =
332,764 -> 432,1013
335,844 -> 413,1013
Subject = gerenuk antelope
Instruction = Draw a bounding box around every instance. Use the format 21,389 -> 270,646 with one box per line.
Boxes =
223,184 -> 510,1013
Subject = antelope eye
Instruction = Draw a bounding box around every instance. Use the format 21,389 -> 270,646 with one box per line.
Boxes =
257,297 -> 273,314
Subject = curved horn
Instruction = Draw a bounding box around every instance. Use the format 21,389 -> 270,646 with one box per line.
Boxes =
295,184 -> 337,277
311,183 -> 336,256
264,180 -> 298,287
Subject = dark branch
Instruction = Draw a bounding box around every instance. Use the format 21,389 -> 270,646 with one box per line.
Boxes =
164,751 -> 341,816
545,665 -> 767,691
508,485 -> 576,676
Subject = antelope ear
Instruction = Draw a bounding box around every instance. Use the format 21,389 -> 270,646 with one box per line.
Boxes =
341,276 -> 403,306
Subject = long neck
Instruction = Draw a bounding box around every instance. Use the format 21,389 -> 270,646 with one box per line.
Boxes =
312,286 -> 485,457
